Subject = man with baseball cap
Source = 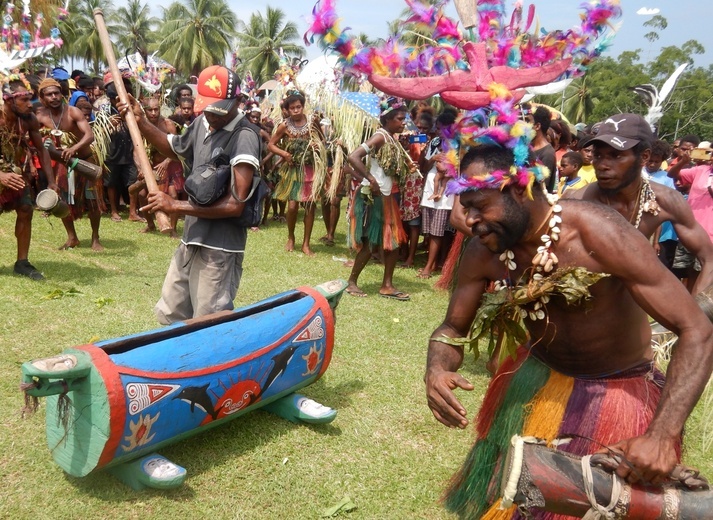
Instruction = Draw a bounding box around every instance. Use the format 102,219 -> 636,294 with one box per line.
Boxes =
566,113 -> 713,294
118,65 -> 262,324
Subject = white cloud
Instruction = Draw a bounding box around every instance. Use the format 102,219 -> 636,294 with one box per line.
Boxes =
636,7 -> 661,15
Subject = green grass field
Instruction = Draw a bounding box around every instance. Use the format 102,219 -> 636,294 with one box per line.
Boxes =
1,208 -> 711,519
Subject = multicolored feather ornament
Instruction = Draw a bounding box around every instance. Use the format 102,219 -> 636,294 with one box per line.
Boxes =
304,0 -> 621,108
441,86 -> 547,199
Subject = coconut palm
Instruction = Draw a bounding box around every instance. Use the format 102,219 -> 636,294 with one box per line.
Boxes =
110,0 -> 159,63
58,0 -> 115,74
562,77 -> 596,124
156,0 -> 238,78
234,6 -> 305,85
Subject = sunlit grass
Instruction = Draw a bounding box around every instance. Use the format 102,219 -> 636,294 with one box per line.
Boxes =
1,208 -> 710,519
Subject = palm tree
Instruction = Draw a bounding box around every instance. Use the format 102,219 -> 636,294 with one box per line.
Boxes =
110,0 -> 159,63
234,6 -> 305,85
156,0 -> 238,78
56,0 -> 116,73
562,77 -> 596,124
59,0 -> 115,74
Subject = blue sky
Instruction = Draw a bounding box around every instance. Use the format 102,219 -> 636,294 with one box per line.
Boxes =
221,0 -> 710,66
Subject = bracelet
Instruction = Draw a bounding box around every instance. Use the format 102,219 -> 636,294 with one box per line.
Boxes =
360,143 -> 371,154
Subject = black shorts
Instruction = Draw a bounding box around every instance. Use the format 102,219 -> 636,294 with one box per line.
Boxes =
104,163 -> 138,189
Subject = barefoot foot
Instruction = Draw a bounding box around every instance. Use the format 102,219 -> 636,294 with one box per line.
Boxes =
58,238 -> 80,250
91,240 -> 104,252
285,238 -> 295,252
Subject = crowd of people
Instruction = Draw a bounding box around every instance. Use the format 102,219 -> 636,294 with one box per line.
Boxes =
3,59 -> 713,518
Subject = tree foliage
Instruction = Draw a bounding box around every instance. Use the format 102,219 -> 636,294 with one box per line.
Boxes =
234,6 -> 305,85
110,0 -> 159,63
57,0 -> 116,73
156,0 -> 238,78
537,36 -> 712,140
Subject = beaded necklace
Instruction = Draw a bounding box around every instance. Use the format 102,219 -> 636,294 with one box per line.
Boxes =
604,176 -> 659,229
285,116 -> 310,138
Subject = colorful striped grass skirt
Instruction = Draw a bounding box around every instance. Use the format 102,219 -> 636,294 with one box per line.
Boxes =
445,348 -> 676,520
347,188 -> 406,252
274,164 -> 314,202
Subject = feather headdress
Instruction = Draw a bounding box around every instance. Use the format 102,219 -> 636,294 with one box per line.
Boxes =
304,0 -> 621,83
442,86 -> 547,198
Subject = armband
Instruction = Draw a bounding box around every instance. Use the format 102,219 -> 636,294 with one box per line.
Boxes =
360,143 -> 372,154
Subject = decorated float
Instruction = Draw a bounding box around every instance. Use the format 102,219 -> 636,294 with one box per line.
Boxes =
21,280 -> 346,490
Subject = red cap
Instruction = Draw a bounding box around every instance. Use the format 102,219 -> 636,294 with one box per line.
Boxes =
193,65 -> 241,116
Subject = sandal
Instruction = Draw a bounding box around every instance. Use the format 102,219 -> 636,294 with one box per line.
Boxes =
346,287 -> 368,297
379,291 -> 410,301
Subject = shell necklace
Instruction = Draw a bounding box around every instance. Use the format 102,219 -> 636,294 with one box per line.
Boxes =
495,197 -> 562,321
499,197 -> 562,275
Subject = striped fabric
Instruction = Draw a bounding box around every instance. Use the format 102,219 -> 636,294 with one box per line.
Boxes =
444,349 -> 676,520
347,189 -> 405,252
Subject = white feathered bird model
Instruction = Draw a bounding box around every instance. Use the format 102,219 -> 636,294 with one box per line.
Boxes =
630,63 -> 689,132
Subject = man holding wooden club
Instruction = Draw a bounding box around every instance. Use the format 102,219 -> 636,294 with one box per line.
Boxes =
119,66 -> 261,324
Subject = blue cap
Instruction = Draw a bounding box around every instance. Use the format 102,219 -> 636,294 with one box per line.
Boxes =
51,67 -> 70,81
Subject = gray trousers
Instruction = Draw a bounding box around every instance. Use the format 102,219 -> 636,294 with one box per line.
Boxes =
155,242 -> 243,325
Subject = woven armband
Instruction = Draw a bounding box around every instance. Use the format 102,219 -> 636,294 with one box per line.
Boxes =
360,142 -> 371,154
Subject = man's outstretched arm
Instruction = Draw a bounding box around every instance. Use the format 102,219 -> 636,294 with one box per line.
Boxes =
585,208 -> 713,484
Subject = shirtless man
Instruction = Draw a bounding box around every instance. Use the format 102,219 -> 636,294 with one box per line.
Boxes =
566,114 -> 713,294
132,97 -> 179,235
425,143 -> 713,518
0,79 -> 57,279
36,78 -> 101,251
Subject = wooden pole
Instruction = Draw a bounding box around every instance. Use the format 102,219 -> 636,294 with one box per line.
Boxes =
93,8 -> 171,233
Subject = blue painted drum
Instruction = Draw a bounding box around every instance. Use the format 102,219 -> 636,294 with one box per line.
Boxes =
21,281 -> 346,481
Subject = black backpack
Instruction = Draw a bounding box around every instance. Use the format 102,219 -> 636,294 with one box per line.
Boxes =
184,117 -> 270,227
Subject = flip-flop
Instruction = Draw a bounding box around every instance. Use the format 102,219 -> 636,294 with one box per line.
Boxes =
346,287 -> 367,297
417,272 -> 433,279
379,291 -> 410,301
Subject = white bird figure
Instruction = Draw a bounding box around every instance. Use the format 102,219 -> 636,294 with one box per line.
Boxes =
630,63 -> 689,132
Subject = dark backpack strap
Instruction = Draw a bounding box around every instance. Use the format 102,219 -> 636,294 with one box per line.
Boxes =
231,174 -> 260,203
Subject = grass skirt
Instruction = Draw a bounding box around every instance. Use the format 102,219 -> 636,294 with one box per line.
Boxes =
347,189 -> 405,252
445,348 -> 676,520
274,164 -> 314,202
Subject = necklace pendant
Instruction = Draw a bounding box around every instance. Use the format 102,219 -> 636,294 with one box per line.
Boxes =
50,129 -> 63,137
